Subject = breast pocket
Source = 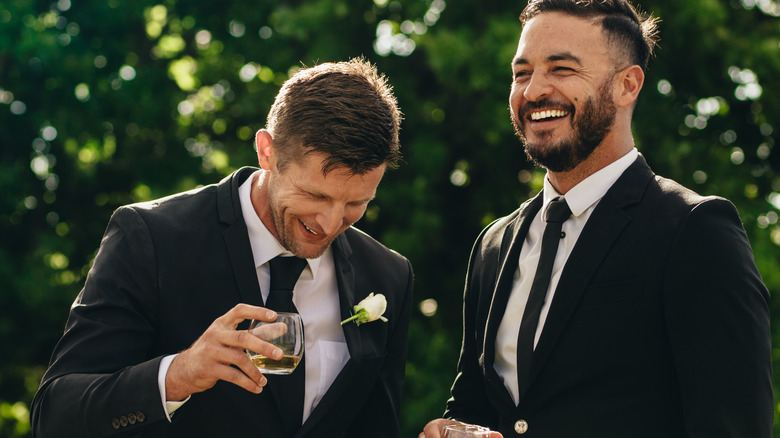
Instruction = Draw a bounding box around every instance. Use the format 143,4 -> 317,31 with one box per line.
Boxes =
320,340 -> 350,368
579,278 -> 643,307
317,340 -> 349,386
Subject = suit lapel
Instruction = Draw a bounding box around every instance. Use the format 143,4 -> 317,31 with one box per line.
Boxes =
218,167 -> 264,308
482,195 -> 542,410
527,157 -> 654,387
331,233 -> 364,360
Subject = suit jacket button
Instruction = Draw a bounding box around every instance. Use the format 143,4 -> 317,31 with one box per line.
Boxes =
128,414 -> 137,424
111,419 -> 121,429
514,419 -> 529,434
136,411 -> 145,422
120,416 -> 128,427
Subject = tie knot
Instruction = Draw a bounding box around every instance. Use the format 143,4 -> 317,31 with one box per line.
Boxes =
269,256 -> 307,292
545,197 -> 572,224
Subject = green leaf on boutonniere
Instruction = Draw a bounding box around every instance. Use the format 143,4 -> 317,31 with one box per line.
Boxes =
340,292 -> 388,326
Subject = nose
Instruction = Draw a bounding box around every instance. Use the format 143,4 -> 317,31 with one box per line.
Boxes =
523,71 -> 553,102
316,204 -> 345,236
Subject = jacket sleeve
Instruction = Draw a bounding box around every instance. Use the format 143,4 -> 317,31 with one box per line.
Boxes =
663,197 -> 773,437
444,225 -> 501,429
31,206 -> 169,437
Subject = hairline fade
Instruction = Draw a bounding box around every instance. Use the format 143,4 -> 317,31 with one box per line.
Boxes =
519,0 -> 660,72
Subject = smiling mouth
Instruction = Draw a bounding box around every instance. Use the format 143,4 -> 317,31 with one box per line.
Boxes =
529,109 -> 569,122
300,219 -> 320,235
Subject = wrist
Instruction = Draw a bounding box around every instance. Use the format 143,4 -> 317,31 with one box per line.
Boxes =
164,355 -> 191,402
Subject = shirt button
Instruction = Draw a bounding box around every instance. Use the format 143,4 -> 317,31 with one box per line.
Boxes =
111,419 -> 121,429
514,419 -> 529,434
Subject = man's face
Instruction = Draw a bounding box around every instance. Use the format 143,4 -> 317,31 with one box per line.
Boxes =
265,151 -> 385,259
509,12 -> 619,172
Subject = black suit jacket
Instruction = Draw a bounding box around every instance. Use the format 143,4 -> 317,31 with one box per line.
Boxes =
31,167 -> 414,438
444,156 -> 772,437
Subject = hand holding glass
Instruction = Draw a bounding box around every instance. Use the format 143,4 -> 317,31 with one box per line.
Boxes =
442,424 -> 491,438
245,312 -> 303,375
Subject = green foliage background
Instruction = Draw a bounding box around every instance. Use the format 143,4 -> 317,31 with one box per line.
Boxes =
1,0 -> 779,436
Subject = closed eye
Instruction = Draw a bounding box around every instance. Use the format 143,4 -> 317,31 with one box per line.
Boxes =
301,190 -> 327,201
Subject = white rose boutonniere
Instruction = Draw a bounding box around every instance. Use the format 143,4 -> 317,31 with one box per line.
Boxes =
340,293 -> 388,326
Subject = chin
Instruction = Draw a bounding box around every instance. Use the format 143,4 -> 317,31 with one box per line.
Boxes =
292,239 -> 331,259
523,139 -> 585,173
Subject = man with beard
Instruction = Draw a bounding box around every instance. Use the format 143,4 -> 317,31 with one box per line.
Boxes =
421,1 -> 772,437
31,58 -> 414,438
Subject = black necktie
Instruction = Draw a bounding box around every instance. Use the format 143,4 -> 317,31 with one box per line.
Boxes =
265,255 -> 307,433
266,256 -> 307,312
516,197 -> 572,398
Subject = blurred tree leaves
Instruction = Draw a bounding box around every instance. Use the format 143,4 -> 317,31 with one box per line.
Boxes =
1,0 -> 778,436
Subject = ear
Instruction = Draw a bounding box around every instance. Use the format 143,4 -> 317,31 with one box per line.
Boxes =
614,65 -> 644,108
255,129 -> 274,170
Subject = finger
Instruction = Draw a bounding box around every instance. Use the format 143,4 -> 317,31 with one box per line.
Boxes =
250,322 -> 288,341
214,362 -> 267,394
422,420 -> 444,438
196,324 -> 284,365
233,352 -> 271,387
489,433 -> 503,438
218,329 -> 284,360
199,344 -> 270,390
219,304 -> 277,328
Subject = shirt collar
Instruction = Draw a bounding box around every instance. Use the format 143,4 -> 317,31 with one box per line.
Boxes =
542,147 -> 638,217
238,170 -> 323,278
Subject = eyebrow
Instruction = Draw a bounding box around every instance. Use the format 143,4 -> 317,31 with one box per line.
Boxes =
513,52 -> 583,66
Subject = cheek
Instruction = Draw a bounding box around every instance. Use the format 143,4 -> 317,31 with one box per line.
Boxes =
282,197 -> 318,218
344,205 -> 367,225
509,87 -> 523,113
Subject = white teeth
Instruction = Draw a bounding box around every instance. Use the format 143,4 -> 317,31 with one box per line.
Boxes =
302,222 -> 319,235
530,109 -> 568,121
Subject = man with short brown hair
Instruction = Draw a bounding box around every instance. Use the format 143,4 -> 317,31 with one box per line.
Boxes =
32,58 -> 414,438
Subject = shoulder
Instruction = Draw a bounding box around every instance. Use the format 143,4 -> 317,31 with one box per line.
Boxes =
647,175 -> 738,217
339,228 -> 414,307
110,183 -> 221,232
652,175 -> 712,205
481,207 -> 522,241
127,183 -> 219,216
474,196 -> 534,252
632,175 -> 747,247
341,227 -> 410,268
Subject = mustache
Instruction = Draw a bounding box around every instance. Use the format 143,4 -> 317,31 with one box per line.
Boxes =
517,99 -> 575,120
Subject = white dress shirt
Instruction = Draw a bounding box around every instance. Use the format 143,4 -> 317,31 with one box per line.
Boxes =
158,170 -> 349,422
493,148 -> 638,405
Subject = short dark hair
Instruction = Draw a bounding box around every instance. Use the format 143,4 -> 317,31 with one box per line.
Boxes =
520,0 -> 660,71
266,57 -> 402,175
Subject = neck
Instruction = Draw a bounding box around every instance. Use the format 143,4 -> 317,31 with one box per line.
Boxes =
547,131 -> 635,195
249,170 -> 279,239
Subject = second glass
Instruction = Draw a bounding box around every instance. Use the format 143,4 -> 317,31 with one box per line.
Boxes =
442,424 -> 491,438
